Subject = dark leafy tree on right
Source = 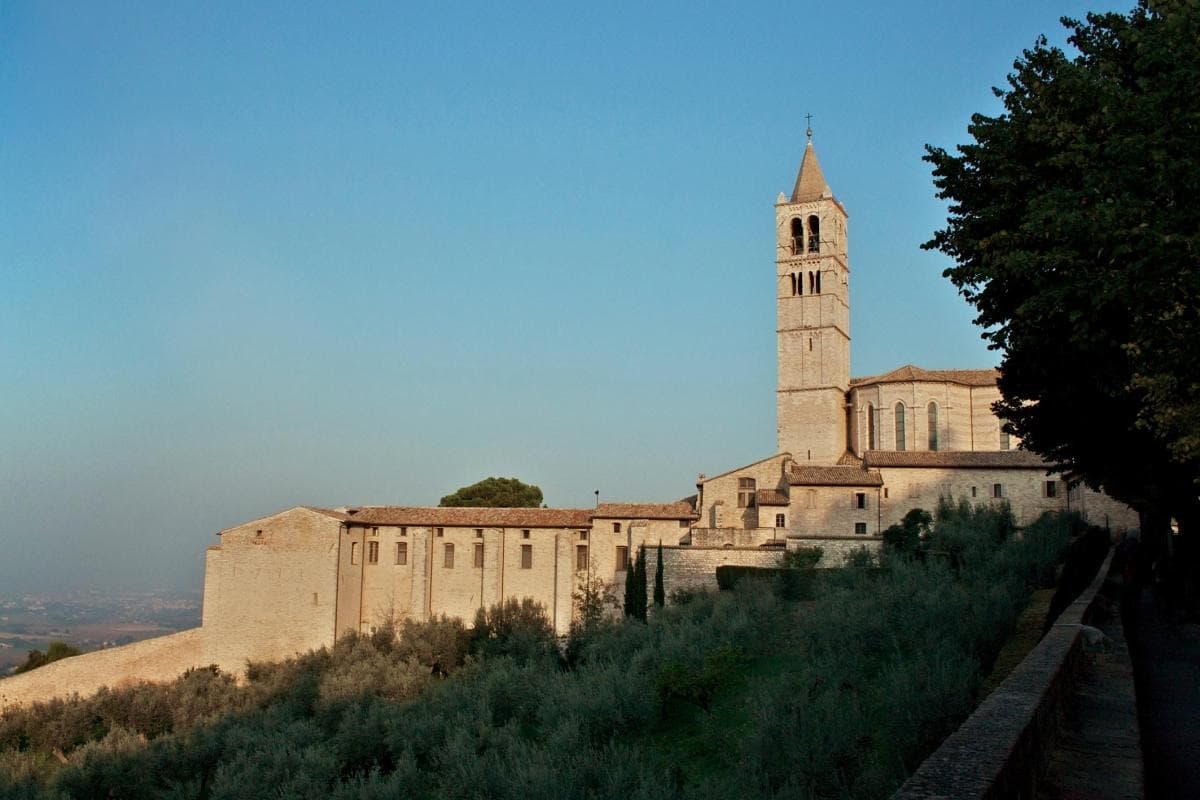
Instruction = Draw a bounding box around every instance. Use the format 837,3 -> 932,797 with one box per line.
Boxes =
924,1 -> 1200,562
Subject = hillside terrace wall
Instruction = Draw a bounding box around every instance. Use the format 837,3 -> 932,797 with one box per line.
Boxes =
660,546 -> 788,597
0,628 -> 205,712
891,548 -> 1117,800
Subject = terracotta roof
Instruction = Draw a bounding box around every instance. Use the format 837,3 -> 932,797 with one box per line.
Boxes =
836,451 -> 864,467
335,506 -> 594,528
850,365 -> 999,389
593,501 -> 699,520
792,141 -> 832,202
786,465 -> 884,487
756,489 -> 790,506
863,450 -> 1049,470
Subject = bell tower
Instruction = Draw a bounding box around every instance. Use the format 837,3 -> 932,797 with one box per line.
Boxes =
775,131 -> 850,463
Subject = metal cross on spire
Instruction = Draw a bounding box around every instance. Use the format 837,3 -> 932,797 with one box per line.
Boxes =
805,113 -> 813,140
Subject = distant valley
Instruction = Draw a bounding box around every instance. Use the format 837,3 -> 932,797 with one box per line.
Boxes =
0,591 -> 201,674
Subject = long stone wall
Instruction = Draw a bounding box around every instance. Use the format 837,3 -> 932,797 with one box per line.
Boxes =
890,549 -> 1116,800
0,628 -> 206,712
660,546 -> 787,597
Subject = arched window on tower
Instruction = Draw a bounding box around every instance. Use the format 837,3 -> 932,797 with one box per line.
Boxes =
807,215 -> 821,253
866,403 -> 876,450
790,218 -> 804,255
815,270 -> 821,293
927,402 -> 939,451
895,403 -> 907,451
789,273 -> 797,296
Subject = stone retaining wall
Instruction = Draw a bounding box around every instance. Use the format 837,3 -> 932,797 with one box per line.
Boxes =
660,546 -> 786,598
0,628 -> 207,712
891,548 -> 1116,799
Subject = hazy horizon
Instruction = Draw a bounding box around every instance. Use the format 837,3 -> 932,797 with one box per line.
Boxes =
0,1 -> 1128,593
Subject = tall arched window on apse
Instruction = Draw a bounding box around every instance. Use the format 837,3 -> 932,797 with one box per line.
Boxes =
866,403 -> 876,450
927,402 -> 939,451
895,403 -> 906,451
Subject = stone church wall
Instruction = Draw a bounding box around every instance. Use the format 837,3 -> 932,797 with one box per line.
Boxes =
697,454 -> 791,530
203,507 -> 340,671
789,484 -> 883,537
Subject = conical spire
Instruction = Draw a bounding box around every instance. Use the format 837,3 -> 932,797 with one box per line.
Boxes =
791,140 -> 831,202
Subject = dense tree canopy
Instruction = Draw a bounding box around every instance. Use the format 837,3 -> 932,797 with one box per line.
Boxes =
924,1 -> 1200,531
438,476 -> 544,507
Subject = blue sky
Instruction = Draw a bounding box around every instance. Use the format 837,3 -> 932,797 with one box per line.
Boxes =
0,1 -> 1128,592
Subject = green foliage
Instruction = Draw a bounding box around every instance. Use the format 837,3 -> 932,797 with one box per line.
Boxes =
13,641 -> 81,675
438,476 -> 544,508
779,544 -> 824,569
924,1 -> 1200,519
883,508 -> 934,559
653,543 -> 665,608
925,498 -> 1017,569
715,566 -> 819,601
469,598 -> 557,664
624,547 -> 648,621
655,642 -> 743,714
0,513 -> 1082,800
842,545 -> 878,568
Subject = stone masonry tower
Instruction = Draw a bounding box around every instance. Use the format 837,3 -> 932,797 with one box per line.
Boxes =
775,135 -> 850,463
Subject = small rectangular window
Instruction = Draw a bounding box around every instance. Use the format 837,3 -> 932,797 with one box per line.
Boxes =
395,541 -> 408,565
444,543 -> 455,568
613,522 -> 621,533
576,545 -> 588,571
854,522 -> 867,535
370,526 -> 378,537
474,528 -> 483,538
436,527 -> 444,537
1044,480 -> 1058,498
474,542 -> 484,568
579,530 -> 588,541
615,545 -> 629,572
367,540 -> 379,564
400,526 -> 407,537
993,483 -> 1003,499
854,492 -> 866,509
775,513 -> 785,528
971,486 -> 977,498
520,544 -> 533,569
908,484 -> 919,498
883,488 -> 889,499
350,541 -> 360,565
1000,431 -> 1011,450
522,529 -> 531,539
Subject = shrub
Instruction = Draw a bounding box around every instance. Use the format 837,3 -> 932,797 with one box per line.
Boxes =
882,507 -> 932,558
13,641 -> 81,675
715,566 -> 818,600
843,545 -> 878,568
779,545 -> 824,569
655,642 -> 743,714
469,598 -> 557,664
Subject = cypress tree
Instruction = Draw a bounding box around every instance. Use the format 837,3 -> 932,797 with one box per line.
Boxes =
633,547 -> 648,621
653,541 -> 665,608
623,554 -> 637,618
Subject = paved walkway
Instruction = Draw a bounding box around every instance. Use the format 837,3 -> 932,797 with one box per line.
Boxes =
1129,592 -> 1200,800
1038,610 -> 1143,800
